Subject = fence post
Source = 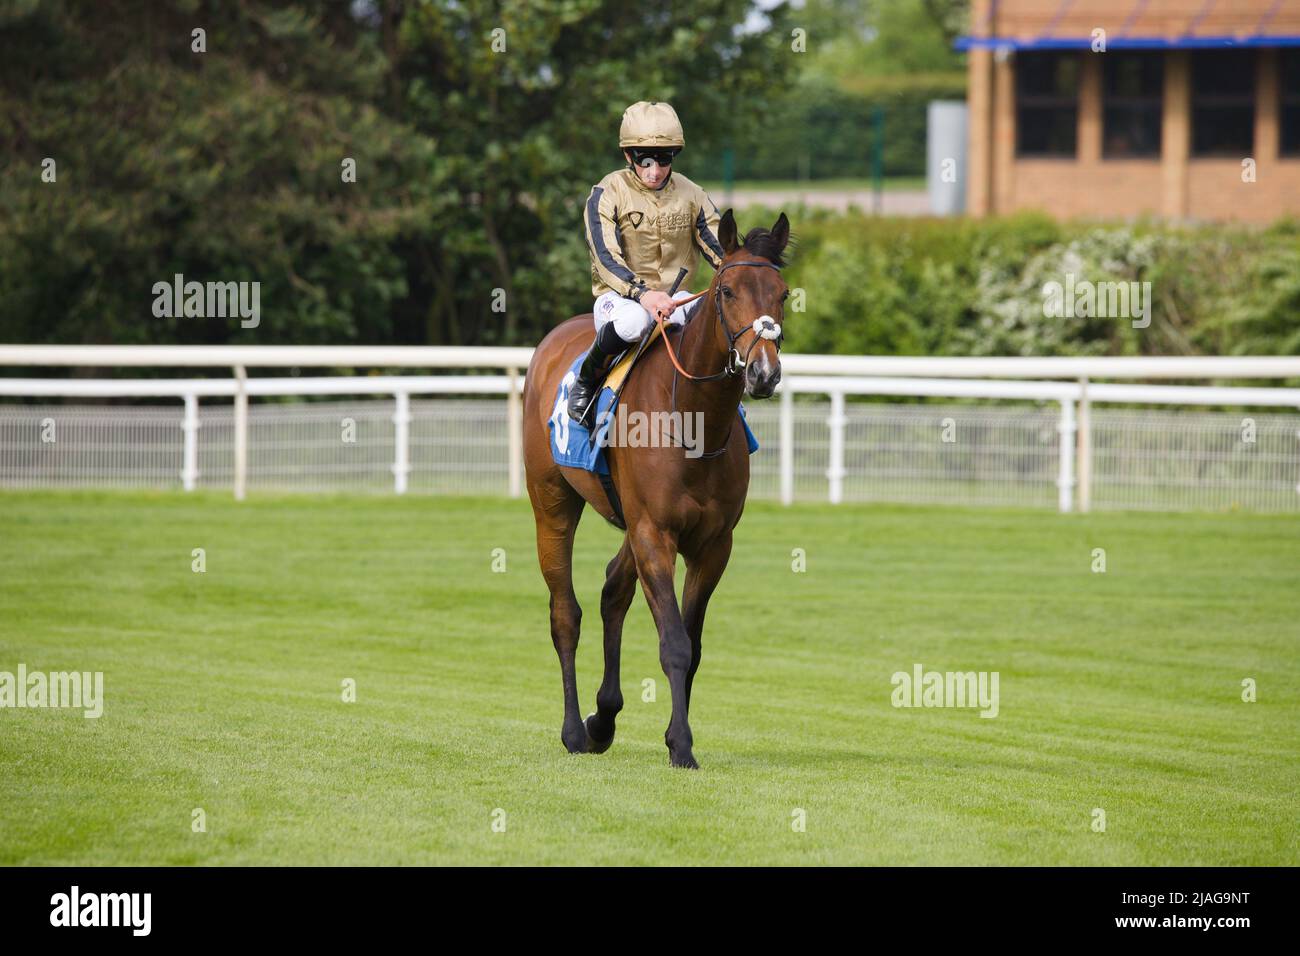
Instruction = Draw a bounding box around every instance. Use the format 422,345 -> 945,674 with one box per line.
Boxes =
1077,377 -> 1092,513
780,385 -> 794,506
1057,398 -> 1076,513
507,367 -> 523,498
872,105 -> 885,215
827,390 -> 846,504
233,366 -> 247,501
181,394 -> 199,492
392,391 -> 411,495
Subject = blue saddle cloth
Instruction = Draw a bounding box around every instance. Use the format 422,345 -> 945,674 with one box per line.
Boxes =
547,349 -> 759,475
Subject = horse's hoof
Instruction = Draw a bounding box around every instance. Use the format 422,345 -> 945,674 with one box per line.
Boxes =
585,713 -> 615,754
561,724 -> 590,754
669,751 -> 700,770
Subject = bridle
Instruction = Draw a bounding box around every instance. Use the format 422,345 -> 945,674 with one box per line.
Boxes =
651,258 -> 786,461
654,259 -> 785,383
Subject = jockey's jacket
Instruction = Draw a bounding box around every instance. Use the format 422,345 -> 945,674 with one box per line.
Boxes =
584,167 -> 725,301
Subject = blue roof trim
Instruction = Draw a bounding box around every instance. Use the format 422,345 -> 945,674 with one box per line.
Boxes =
955,34 -> 1300,51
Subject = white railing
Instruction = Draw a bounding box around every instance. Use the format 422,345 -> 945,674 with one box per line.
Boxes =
2,347 -> 1299,512
3,345 -> 1299,379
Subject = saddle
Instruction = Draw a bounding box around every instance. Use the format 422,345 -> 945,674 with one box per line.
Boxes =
603,321 -> 664,396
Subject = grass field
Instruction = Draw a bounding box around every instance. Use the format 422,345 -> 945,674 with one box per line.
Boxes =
1,491 -> 1297,866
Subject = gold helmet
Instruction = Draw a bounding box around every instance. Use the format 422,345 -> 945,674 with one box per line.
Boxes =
618,101 -> 685,149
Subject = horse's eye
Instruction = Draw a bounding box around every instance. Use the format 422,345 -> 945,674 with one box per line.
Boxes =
781,289 -> 790,301
721,286 -> 733,299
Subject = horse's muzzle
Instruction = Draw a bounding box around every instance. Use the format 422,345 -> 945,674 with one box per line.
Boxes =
744,352 -> 781,399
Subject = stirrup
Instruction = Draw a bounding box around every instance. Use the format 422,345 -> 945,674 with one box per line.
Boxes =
567,393 -> 588,424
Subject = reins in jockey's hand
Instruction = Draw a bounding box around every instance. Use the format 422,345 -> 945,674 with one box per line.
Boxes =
652,260 -> 785,383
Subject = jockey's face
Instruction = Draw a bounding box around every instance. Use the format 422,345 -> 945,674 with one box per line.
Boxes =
625,149 -> 671,189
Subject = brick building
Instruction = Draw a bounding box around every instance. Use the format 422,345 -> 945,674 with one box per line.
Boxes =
957,0 -> 1300,221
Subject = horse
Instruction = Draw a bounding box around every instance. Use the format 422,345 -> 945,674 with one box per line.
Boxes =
522,210 -> 790,768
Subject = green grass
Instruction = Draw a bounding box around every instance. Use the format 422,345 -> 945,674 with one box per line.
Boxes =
699,176 -> 927,193
1,490 -> 1297,866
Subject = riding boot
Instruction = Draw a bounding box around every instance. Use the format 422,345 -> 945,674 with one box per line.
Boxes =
568,322 -> 637,424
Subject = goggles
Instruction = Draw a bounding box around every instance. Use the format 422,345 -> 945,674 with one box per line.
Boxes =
629,148 -> 679,169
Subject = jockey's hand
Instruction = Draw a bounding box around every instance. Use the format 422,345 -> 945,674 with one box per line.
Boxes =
639,290 -> 675,323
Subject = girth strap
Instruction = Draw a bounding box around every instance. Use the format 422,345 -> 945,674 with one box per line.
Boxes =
597,468 -> 626,530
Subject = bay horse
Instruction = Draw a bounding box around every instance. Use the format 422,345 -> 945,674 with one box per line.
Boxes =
522,210 -> 790,768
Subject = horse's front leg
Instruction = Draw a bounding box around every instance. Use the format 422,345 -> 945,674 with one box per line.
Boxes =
629,523 -> 698,769
681,532 -> 732,712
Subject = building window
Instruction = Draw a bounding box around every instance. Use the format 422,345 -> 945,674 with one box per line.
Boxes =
1016,52 -> 1079,157
1103,52 -> 1163,158
1282,50 -> 1300,157
1191,50 -> 1255,157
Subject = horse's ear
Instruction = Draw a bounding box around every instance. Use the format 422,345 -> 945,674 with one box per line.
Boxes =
719,209 -> 739,254
771,212 -> 790,253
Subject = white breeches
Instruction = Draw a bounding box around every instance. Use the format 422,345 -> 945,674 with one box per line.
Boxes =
593,289 -> 696,341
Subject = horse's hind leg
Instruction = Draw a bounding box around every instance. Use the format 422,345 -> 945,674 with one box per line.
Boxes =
530,477 -> 589,754
585,537 -> 637,753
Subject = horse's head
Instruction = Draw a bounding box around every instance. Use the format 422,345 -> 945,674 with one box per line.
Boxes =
714,210 -> 791,399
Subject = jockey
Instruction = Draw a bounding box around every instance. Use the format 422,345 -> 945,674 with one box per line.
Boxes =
567,100 -> 725,423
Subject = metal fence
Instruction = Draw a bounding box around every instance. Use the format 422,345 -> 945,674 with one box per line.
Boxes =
4,396 -> 1297,512
3,348 -> 1299,512
1091,409 -> 1300,512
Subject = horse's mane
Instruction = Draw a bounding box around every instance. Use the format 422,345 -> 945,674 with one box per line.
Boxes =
739,227 -> 788,267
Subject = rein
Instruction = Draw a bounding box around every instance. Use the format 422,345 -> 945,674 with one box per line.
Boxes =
652,259 -> 785,383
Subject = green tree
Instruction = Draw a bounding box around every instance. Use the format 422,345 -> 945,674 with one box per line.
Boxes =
0,0 -> 799,350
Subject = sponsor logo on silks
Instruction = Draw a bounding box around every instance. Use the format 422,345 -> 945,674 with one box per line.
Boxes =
50,886 -> 151,936
625,211 -> 644,228
657,210 -> 692,232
